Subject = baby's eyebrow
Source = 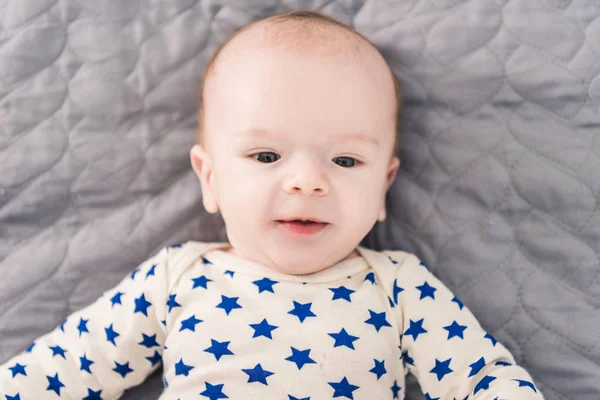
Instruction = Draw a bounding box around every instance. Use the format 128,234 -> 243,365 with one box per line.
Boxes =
234,129 -> 380,147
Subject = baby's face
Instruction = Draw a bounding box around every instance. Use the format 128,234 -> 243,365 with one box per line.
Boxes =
192,35 -> 399,275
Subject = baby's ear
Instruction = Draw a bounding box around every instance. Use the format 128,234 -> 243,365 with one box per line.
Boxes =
386,156 -> 401,190
190,145 -> 219,214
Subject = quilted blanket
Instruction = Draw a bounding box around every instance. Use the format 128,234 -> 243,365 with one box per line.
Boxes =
1,1 -> 599,399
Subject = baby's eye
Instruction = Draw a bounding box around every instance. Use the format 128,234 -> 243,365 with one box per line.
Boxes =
333,156 -> 358,168
253,152 -> 280,163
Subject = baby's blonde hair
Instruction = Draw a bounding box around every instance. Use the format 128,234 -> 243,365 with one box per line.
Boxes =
197,10 -> 402,158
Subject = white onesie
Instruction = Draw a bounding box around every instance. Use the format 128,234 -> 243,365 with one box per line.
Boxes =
0,241 -> 543,399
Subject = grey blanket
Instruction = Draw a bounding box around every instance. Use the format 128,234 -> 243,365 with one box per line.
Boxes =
1,1 -> 599,399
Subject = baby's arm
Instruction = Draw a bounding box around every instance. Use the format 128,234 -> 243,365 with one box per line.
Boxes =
0,246 -> 173,400
390,252 -> 544,399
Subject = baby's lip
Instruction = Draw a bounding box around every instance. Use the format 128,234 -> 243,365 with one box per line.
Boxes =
277,217 -> 328,224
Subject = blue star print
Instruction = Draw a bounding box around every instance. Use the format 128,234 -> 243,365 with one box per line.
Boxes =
216,295 -> 242,315
252,277 -> 278,293
224,270 -> 235,278
416,281 -> 437,300
105,324 -> 120,346
200,382 -> 228,400
5,394 -> 21,400
77,317 -> 90,336
146,264 -> 156,279
285,347 -> 316,369
369,359 -> 387,380
175,358 -> 194,376
485,332 -> 498,346
80,354 -> 94,374
46,373 -> 65,395
513,379 -> 537,392
167,294 -> 182,312
328,377 -> 359,399
392,279 -> 404,304
469,357 -> 486,377
110,292 -> 124,307
49,345 -> 67,359
443,321 -> 467,340
8,363 -> 27,378
249,319 -> 278,339
288,301 -> 316,323
329,286 -> 355,302
329,328 -> 359,350
138,333 -> 159,348
113,361 -> 134,378
204,339 -> 234,361
192,275 -> 212,289
134,294 -> 152,316
364,272 -> 376,284
146,350 -> 162,366
474,375 -> 497,394
180,315 -> 203,332
83,388 -> 103,400
402,350 -> 415,366
404,318 -> 428,341
364,310 -> 391,332
242,363 -> 274,385
391,380 -> 401,399
430,358 -> 453,381
424,394 -> 440,400
288,396 -> 309,400
451,296 -> 464,310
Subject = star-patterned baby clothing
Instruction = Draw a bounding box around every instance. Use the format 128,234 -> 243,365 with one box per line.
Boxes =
0,241 -> 543,400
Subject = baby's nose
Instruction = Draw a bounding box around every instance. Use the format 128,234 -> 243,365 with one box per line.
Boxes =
283,163 -> 329,196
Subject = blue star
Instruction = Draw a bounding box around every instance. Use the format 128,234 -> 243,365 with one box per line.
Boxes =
451,296 -> 464,310
77,318 -> 90,336
364,310 -> 392,332
328,328 -> 359,350
513,379 -> 537,392
328,377 -> 359,399
134,294 -> 152,316
391,380 -> 401,398
46,373 -> 65,395
180,315 -> 203,332
329,286 -> 355,302
364,272 -> 376,284
110,292 -> 124,308
146,264 -> 157,279
59,319 -> 67,332
484,332 -> 498,346
50,345 -> 67,359
389,256 -> 398,264
105,324 -> 120,346
468,357 -> 486,377
288,301 -> 316,323
388,296 -> 395,308
392,279 -> 404,304
201,257 -> 212,264
80,354 -> 94,374
424,394 -> 440,400
288,396 -> 310,400
242,363 -> 274,385
8,363 -> 27,378
25,342 -> 35,352
369,359 -> 387,380
430,358 -> 454,381
192,275 -> 213,289
495,360 -> 511,366
249,319 -> 278,339
169,243 -> 183,248
252,277 -> 278,293
175,358 -> 194,376
5,394 -> 21,400
167,294 -> 181,313
145,350 -> 162,366
416,281 -> 437,300
402,350 -> 415,366
216,295 -> 242,315
113,361 -> 134,378
138,333 -> 160,348
404,318 -> 428,341
200,382 -> 228,400
204,339 -> 234,361
474,375 -> 497,394
443,321 -> 467,340
83,388 -> 103,400
224,270 -> 235,278
285,347 -> 316,370
130,268 -> 140,280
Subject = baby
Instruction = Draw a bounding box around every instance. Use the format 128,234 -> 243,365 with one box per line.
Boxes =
0,10 -> 543,400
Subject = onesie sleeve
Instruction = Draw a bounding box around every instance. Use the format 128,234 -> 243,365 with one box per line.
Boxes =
0,246 -> 174,400
389,252 -> 544,400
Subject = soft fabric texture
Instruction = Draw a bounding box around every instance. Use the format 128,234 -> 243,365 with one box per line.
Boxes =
1,2 -> 599,399
0,242 -> 542,399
